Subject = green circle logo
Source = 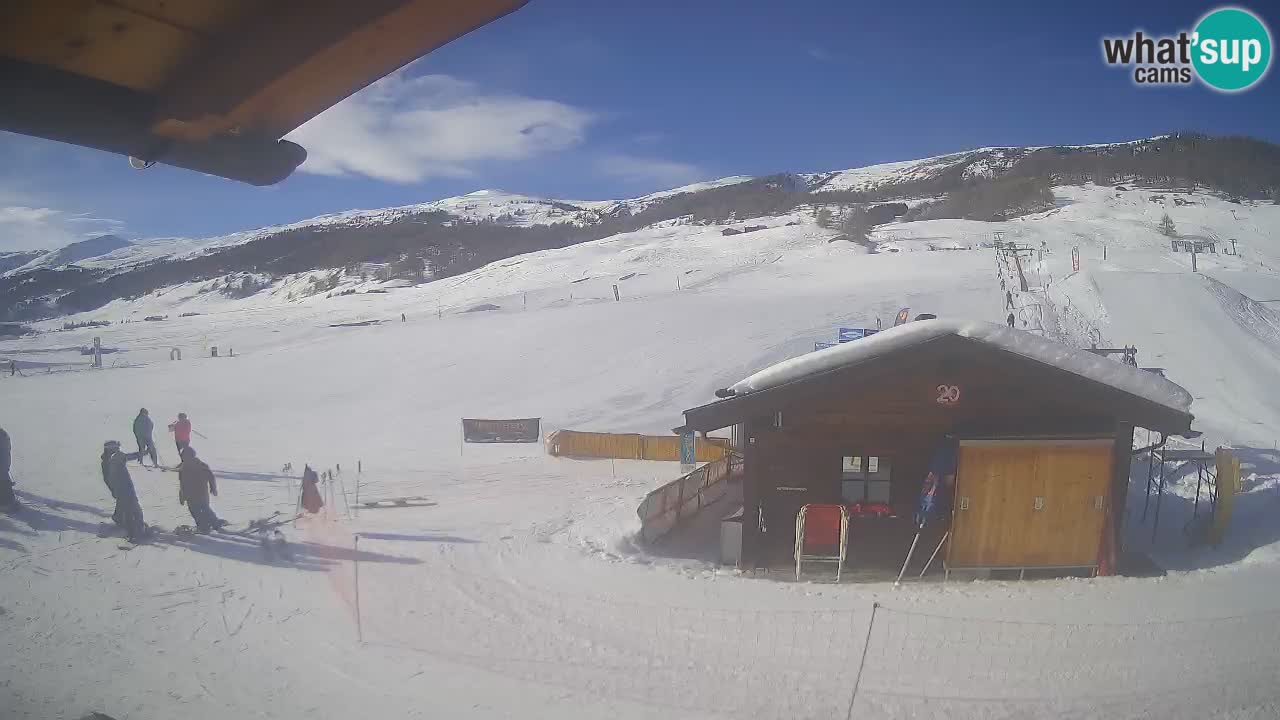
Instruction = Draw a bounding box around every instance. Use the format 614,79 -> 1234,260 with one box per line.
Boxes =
1192,7 -> 1272,91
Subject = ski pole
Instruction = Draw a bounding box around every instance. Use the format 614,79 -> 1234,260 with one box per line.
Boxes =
193,430 -> 209,440
895,523 -> 924,587
919,531 -> 949,578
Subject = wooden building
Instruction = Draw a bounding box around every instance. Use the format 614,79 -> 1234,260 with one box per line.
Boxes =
679,320 -> 1193,576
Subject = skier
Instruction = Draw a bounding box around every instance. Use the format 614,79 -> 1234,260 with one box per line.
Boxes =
0,427 -> 14,509
177,446 -> 224,533
299,464 -> 324,514
132,408 -> 159,467
1007,312 -> 1016,328
168,412 -> 192,455
401,313 -> 406,322
102,440 -> 147,542
1005,289 -> 1014,309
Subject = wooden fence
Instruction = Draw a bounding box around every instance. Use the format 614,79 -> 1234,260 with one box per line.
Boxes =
546,430 -> 730,462
636,452 -> 741,543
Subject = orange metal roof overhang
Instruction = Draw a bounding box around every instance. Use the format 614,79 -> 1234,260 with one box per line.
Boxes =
0,0 -> 529,185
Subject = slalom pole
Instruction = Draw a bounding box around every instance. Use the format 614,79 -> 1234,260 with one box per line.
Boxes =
337,471 -> 352,519
354,534 -> 364,644
894,523 -> 924,587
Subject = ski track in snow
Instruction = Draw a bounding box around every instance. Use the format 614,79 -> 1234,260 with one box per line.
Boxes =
3,185 -> 1280,718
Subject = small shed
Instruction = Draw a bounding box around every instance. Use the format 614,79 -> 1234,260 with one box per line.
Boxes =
679,320 -> 1193,577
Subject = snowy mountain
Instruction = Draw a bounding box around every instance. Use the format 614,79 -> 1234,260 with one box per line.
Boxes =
3,133 -> 1278,323
0,249 -> 45,274
7,234 -> 131,274
0,137 -> 1181,280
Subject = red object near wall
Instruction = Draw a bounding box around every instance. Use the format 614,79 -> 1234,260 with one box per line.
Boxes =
802,504 -> 846,547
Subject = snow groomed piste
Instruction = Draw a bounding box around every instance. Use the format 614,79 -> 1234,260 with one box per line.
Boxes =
4,182 -> 1280,718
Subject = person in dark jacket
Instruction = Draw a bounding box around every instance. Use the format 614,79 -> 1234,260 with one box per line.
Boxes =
132,408 -> 158,467
0,427 -> 14,508
299,464 -> 324,514
102,440 -> 147,541
177,446 -> 223,532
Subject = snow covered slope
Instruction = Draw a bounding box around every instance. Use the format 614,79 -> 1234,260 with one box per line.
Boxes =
6,154 -> 1280,718
803,147 -> 1026,192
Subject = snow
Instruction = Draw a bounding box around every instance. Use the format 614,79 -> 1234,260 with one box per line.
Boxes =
612,175 -> 756,213
727,318 -> 1194,416
5,180 -> 1280,719
806,137 -> 1165,195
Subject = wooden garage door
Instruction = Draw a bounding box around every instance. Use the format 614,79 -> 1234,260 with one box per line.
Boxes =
947,440 -> 1112,569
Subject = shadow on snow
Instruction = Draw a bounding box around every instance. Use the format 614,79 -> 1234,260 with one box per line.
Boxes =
357,531 -> 478,544
2,491 -> 429,571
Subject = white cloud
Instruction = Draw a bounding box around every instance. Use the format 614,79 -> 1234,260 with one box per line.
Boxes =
595,154 -> 705,188
0,205 -> 124,251
807,47 -> 833,62
288,71 -> 595,183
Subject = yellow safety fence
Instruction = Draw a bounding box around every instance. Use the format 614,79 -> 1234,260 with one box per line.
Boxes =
545,429 -> 730,462
1211,448 -> 1242,547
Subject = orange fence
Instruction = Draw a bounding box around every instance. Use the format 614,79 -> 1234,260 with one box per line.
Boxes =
546,430 -> 730,462
636,452 -> 741,543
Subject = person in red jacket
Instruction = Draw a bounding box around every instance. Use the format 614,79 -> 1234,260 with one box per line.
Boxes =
168,412 -> 192,455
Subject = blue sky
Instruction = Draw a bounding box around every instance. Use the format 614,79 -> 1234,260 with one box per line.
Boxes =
1,0 -> 1277,250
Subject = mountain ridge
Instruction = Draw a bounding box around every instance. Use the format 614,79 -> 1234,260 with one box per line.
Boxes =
3,132 -> 1278,321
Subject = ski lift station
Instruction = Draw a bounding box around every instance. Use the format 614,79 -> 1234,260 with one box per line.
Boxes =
676,319 -> 1204,581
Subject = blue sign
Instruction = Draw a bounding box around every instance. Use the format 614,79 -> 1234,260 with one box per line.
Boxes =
679,431 -> 696,465
838,328 -> 879,343
814,341 -> 838,351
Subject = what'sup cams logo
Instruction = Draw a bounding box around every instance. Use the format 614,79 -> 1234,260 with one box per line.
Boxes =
1103,7 -> 1272,92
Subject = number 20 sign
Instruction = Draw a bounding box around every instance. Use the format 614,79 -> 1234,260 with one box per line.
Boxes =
936,384 -> 961,406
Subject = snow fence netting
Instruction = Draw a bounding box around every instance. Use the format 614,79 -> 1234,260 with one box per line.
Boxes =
353,558 -> 1280,720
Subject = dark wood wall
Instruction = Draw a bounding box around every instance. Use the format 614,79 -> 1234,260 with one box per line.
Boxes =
735,342 -> 1132,564
721,335 -> 1180,567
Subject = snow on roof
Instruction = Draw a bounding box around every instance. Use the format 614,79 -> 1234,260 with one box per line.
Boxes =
727,319 -> 1193,413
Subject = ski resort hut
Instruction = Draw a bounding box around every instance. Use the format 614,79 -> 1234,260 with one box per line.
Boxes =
678,320 -> 1193,578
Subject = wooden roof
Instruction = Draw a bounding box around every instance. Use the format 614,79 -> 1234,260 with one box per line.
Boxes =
0,0 -> 528,184
682,333 -> 1194,436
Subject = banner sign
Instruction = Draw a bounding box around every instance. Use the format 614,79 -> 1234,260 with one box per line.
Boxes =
679,431 -> 696,466
839,328 -> 880,343
814,341 -> 838,351
462,417 -> 541,443
894,307 -> 911,326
